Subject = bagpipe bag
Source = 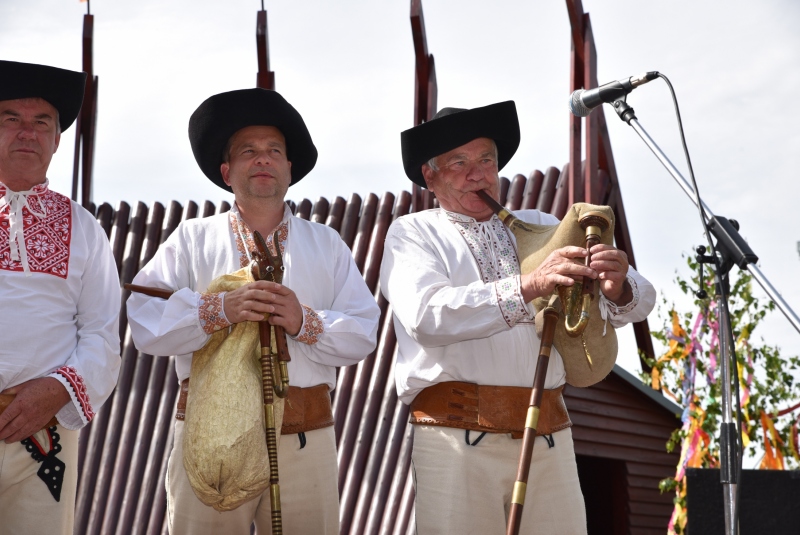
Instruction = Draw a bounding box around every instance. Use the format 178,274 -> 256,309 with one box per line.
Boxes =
182,267 -> 285,511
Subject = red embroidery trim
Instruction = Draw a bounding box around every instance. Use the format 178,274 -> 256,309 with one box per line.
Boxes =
230,210 -> 288,268
0,186 -> 72,278
198,292 -> 230,334
295,305 -> 323,345
55,365 -> 94,422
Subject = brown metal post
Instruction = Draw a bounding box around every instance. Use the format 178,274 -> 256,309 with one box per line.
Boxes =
72,13 -> 98,210
410,0 -> 437,212
256,10 -> 276,90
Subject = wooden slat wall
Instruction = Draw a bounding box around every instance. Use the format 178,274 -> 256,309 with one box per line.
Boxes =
74,165 -> 677,534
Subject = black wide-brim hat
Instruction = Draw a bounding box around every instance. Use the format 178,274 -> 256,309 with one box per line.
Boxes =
400,101 -> 520,188
0,60 -> 87,132
188,88 -> 318,192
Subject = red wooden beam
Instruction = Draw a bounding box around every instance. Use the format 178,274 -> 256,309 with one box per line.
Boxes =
256,10 -> 275,90
410,0 -> 432,126
564,0 -> 656,372
565,0 -> 586,62
71,13 -> 98,210
410,0 -> 438,212
582,14 -> 598,204
568,40 -> 583,206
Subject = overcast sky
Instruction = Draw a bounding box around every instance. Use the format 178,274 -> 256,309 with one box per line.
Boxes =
2,0 -> 799,378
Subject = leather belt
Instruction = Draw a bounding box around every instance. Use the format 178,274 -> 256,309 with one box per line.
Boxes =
176,379 -> 334,435
0,394 -> 58,432
409,382 -> 571,439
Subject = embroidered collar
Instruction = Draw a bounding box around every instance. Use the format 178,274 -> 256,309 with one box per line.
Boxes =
442,208 -> 500,225
444,207 -> 521,284
229,203 -> 291,268
0,180 -> 50,276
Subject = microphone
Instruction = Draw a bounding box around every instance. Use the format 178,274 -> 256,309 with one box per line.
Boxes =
569,71 -> 659,117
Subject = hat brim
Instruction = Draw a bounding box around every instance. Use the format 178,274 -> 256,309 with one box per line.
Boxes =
0,61 -> 86,132
188,89 -> 318,193
400,101 -> 520,188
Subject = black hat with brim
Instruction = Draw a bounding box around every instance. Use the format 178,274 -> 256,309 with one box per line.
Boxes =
400,101 -> 520,188
188,88 -> 317,193
0,60 -> 86,132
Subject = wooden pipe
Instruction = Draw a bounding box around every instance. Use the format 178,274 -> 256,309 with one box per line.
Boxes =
507,307 -> 559,535
123,283 -> 174,300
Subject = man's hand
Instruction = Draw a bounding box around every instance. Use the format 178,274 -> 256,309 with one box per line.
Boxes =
520,246 -> 596,303
589,244 -> 631,305
223,281 -> 304,336
0,377 -> 70,443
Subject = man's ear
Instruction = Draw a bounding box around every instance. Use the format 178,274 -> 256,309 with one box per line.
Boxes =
53,131 -> 61,153
220,162 -> 231,186
421,163 -> 435,191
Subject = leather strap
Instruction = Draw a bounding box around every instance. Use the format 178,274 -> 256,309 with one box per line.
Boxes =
409,382 -> 571,439
175,379 -> 333,435
0,393 -> 58,432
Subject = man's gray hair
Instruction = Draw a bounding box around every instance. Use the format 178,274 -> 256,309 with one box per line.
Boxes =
425,139 -> 498,172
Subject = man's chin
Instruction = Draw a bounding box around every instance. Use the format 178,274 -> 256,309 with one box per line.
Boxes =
457,201 -> 493,220
240,184 -> 287,200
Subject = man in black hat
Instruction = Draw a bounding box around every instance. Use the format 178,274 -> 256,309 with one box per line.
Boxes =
0,61 -> 121,533
127,88 -> 379,534
380,102 -> 655,533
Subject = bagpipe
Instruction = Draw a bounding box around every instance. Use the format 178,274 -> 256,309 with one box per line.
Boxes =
126,229 -> 290,534
477,190 -> 617,535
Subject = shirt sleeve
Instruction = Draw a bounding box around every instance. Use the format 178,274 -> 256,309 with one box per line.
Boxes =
49,220 -> 121,430
126,228 -> 216,357
600,266 -> 657,328
380,221 -> 517,349
297,237 -> 380,367
290,305 -> 324,345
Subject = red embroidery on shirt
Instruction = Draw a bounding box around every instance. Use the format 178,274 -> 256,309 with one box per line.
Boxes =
0,185 -> 72,278
198,292 -> 230,334
230,211 -> 288,268
55,365 -> 95,422
295,305 -> 323,345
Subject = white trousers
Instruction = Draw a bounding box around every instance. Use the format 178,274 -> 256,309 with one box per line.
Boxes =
0,427 -> 79,535
412,426 -> 587,535
167,421 -> 339,535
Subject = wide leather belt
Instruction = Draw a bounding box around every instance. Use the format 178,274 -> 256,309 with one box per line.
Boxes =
0,394 -> 58,432
409,382 -> 571,439
175,379 -> 334,435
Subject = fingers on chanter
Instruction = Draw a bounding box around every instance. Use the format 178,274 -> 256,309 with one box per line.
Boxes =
589,243 -> 616,253
558,245 -> 589,259
589,259 -> 623,273
559,261 -> 596,279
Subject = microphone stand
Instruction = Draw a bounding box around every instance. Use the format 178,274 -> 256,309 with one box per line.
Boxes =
607,97 -> 800,535
610,99 -> 800,335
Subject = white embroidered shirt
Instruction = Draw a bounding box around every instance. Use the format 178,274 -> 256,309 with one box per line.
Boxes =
126,204 -> 380,389
0,180 -> 121,429
380,208 -> 656,405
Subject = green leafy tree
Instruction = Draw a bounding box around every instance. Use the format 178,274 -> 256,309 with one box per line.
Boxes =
641,254 -> 800,534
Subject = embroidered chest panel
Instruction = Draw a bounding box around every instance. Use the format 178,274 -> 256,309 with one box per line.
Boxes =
448,213 -> 521,283
230,211 -> 289,269
0,187 -> 72,278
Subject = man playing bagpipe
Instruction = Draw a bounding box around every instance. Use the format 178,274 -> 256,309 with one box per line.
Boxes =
380,101 -> 656,533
